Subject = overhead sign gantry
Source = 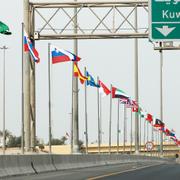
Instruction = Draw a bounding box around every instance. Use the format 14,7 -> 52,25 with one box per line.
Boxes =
149,0 -> 180,41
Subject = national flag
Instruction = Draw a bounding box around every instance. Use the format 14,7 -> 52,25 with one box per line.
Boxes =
86,71 -> 100,88
73,63 -> 88,84
112,86 -> 129,99
153,119 -> 164,128
119,98 -> 131,105
0,21 -> 11,35
161,127 -> 171,136
140,112 -> 145,118
137,108 -> 146,118
131,100 -> 139,112
24,31 -> 40,63
50,45 -> 81,64
125,98 -> 133,108
169,131 -> 176,137
98,80 -> 111,97
145,113 -> 153,123
65,132 -> 70,139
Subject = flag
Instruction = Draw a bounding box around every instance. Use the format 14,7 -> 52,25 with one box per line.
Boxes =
86,71 -> 100,88
145,113 -> 153,123
98,80 -> 111,97
131,100 -> 139,112
112,86 -> 129,99
24,31 -> 40,63
161,127 -> 171,136
65,132 -> 70,139
119,98 -> 131,105
73,63 -> 88,84
153,119 -> 164,128
51,45 -> 81,64
0,21 -> 11,35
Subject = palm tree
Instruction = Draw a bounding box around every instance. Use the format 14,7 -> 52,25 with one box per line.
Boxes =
0,130 -> 12,147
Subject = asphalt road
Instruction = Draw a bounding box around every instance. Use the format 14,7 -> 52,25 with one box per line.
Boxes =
4,161 -> 180,180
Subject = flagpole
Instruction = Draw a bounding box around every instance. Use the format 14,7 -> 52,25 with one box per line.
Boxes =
0,45 -> 8,155
123,104 -> 126,153
108,85 -> 112,154
71,64 -> 74,154
147,121 -> 149,142
21,23 -> 24,154
144,120 -> 146,147
117,99 -> 120,153
139,114 -> 141,153
48,43 -> 52,154
84,67 -> 88,154
152,123 -> 154,143
130,109 -> 133,153
99,91 -> 102,145
97,76 -> 100,154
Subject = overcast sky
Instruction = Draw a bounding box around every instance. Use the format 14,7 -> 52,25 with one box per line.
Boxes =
0,0 -> 180,145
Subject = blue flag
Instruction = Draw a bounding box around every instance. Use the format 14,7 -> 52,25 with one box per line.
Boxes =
86,71 -> 100,88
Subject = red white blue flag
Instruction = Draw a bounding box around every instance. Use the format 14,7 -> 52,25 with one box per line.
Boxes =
24,31 -> 40,63
50,45 -> 81,64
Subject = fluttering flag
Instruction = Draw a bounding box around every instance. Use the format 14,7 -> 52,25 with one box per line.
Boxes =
112,86 -> 129,100
153,119 -> 164,128
98,80 -> 111,97
145,113 -> 153,123
0,21 -> 11,35
86,71 -> 100,88
65,132 -> 70,139
24,31 -> 40,63
73,63 -> 88,84
51,45 -> 81,64
131,100 -> 139,112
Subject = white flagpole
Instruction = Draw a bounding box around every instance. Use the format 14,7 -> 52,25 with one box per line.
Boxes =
97,76 -> 100,154
84,67 -> 88,154
108,85 -> 112,154
21,23 -> 25,154
117,99 -> 120,153
48,43 -> 52,154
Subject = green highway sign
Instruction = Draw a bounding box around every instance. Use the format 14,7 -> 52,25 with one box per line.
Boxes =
149,0 -> 180,41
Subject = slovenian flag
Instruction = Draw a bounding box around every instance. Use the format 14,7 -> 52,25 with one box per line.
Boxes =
51,45 -> 81,64
24,31 -> 40,63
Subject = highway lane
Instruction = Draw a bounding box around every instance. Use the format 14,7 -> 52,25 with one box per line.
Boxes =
4,161 -> 176,180
88,162 -> 180,180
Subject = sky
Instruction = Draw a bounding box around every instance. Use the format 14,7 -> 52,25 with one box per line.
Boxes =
0,0 -> 180,145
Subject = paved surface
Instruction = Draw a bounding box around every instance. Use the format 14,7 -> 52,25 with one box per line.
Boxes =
4,161 -> 179,180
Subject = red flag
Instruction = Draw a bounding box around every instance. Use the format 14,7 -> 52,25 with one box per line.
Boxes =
98,80 -> 111,97
146,113 -> 153,123
131,100 -> 138,112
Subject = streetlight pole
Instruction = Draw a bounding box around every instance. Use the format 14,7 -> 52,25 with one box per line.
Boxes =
0,46 -> 8,155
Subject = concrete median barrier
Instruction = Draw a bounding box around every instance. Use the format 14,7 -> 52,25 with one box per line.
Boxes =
31,154 -> 56,173
0,154 -> 169,178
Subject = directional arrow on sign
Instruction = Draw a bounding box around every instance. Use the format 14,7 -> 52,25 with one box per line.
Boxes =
155,26 -> 176,37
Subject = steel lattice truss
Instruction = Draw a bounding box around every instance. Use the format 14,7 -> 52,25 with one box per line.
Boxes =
29,0 -> 149,40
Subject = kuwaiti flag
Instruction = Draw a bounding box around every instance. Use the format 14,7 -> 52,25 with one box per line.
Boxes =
24,30 -> 40,63
98,80 -> 111,97
111,86 -> 129,99
51,45 -> 81,64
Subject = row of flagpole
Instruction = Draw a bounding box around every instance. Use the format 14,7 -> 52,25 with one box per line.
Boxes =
21,23 -> 179,154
